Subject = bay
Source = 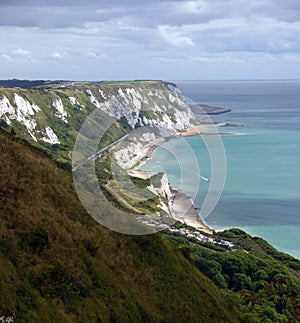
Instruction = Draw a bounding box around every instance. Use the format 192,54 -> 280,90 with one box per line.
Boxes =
140,80 -> 300,259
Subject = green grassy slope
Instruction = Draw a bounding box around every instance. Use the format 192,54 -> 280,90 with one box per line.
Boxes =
0,129 -> 243,322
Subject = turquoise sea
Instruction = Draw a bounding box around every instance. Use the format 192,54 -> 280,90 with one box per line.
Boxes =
140,80 -> 300,259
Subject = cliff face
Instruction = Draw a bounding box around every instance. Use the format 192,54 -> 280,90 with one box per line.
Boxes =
0,81 -> 194,164
84,81 -> 193,130
113,131 -> 158,169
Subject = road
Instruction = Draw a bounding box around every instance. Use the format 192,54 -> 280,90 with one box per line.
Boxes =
72,133 -> 129,172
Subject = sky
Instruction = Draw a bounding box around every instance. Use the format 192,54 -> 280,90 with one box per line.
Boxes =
1,0 -> 300,80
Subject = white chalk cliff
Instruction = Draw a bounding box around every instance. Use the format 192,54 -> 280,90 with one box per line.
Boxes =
0,81 -> 195,162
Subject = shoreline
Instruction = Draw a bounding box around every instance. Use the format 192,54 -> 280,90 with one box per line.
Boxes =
129,121 -> 244,233
131,123 -> 230,234
135,122 -> 233,169
169,187 -> 213,234
179,122 -> 226,136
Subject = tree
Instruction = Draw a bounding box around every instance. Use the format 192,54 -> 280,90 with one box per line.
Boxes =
194,258 -> 222,279
213,273 -> 228,289
220,254 -> 247,275
231,273 -> 252,291
241,289 -> 256,310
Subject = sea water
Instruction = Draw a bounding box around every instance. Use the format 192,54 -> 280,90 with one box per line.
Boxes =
140,80 -> 300,259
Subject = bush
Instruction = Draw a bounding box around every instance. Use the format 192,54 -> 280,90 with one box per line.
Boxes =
231,273 -> 252,291
194,258 -> 222,279
213,273 -> 228,289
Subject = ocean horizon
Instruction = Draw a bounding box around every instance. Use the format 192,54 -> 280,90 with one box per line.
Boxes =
140,80 -> 300,259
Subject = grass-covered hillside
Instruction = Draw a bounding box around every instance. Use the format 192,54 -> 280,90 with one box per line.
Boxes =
0,129 -> 243,322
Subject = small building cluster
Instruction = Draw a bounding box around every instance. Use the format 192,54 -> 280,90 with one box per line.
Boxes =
136,216 -> 236,250
167,226 -> 236,249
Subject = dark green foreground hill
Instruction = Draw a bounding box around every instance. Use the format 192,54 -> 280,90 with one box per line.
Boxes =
0,130 -> 243,322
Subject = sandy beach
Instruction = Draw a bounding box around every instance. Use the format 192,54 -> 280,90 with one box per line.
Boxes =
128,166 -> 213,234
127,169 -> 213,233
169,187 -> 213,234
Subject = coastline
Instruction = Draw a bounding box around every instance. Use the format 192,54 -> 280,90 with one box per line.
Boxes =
131,123 -> 228,234
129,120 -> 243,234
179,122 -> 226,136
135,122 -> 229,169
169,187 -> 213,234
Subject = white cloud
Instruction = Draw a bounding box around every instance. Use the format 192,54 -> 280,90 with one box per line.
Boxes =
52,51 -> 70,59
1,54 -> 13,61
83,51 -> 108,60
154,51 -> 300,66
0,48 -> 38,64
175,1 -> 208,15
153,57 -> 185,64
12,48 -> 31,56
157,25 -> 195,48
276,52 -> 300,62
190,55 -> 247,64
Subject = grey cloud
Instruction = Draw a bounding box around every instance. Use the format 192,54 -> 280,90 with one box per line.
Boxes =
0,5 -> 113,28
187,18 -> 300,53
0,0 -> 299,80
1,0 -> 299,29
0,1 -> 181,28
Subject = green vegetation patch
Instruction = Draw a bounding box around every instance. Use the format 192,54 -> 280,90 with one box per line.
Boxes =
164,229 -> 300,323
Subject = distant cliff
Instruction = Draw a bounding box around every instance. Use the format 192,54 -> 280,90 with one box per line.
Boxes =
0,80 -> 195,164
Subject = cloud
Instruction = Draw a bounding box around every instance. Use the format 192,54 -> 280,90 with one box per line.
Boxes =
0,48 -> 37,64
1,54 -> 13,62
1,0 -> 296,29
0,0 -> 299,79
198,17 -> 300,53
154,52 -> 300,65
12,48 -> 31,56
52,51 -> 70,59
82,51 -> 108,60
157,25 -> 195,48
0,1 -> 299,31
